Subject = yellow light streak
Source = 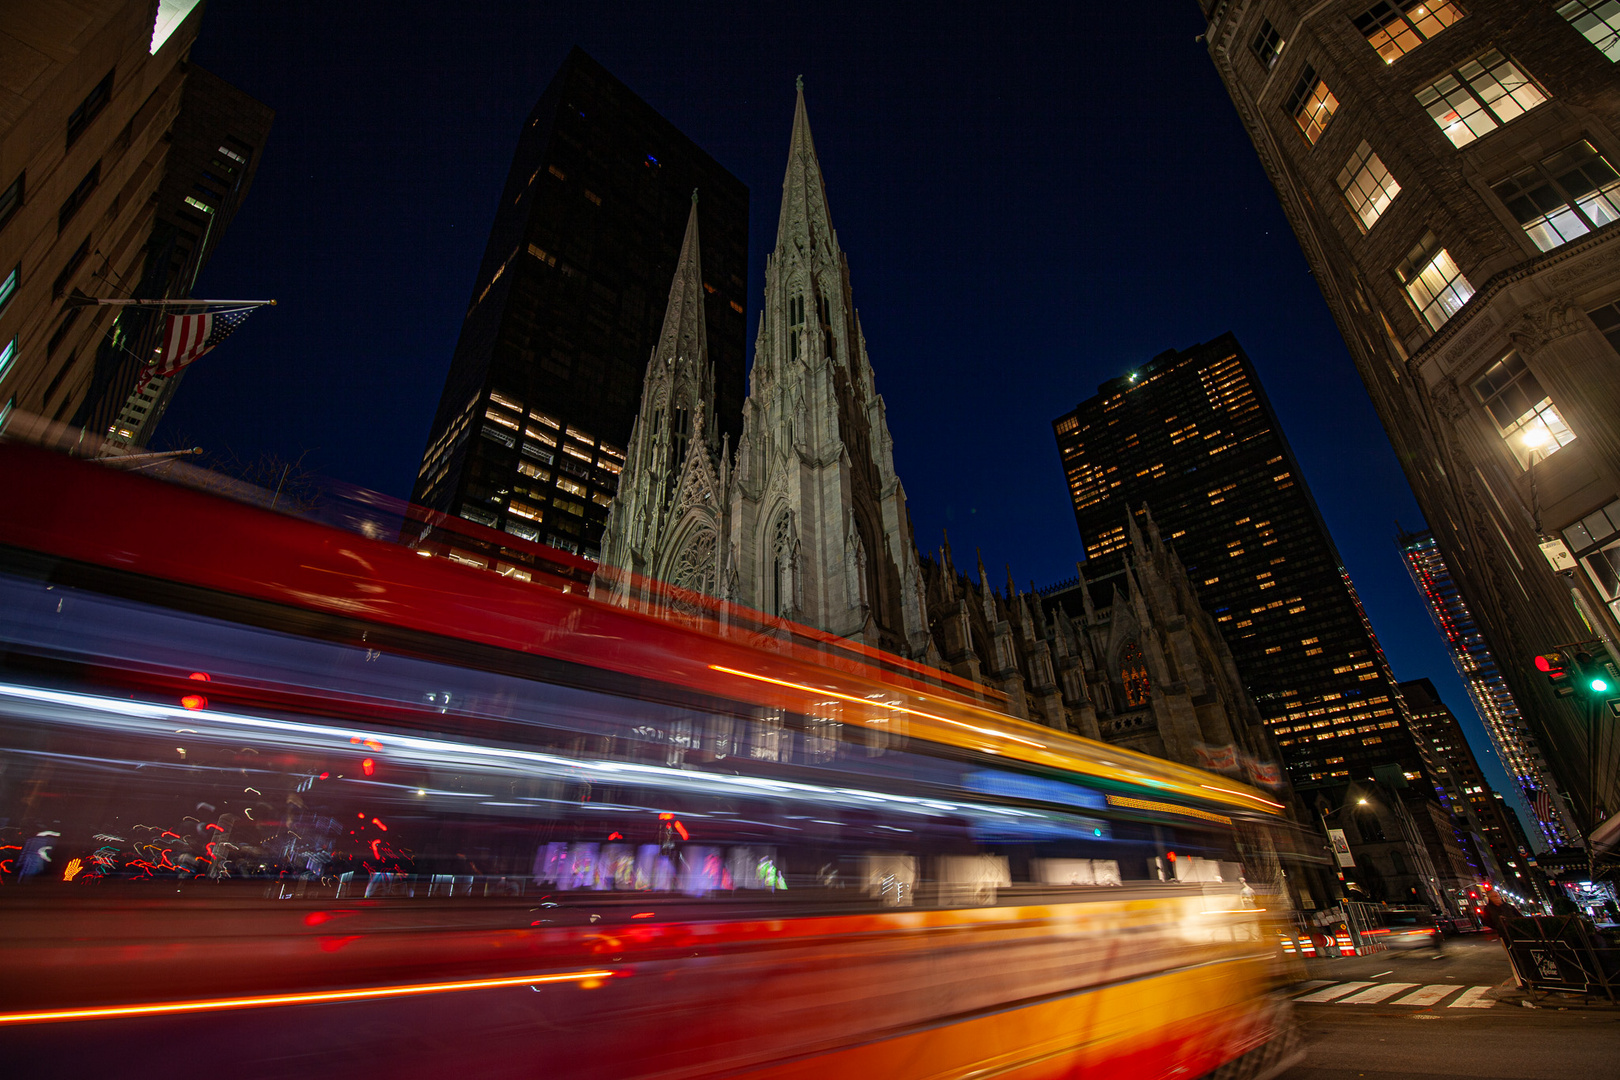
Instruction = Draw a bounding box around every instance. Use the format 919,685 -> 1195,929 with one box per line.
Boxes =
708,664 -> 1048,749
1106,794 -> 1232,826
0,969 -> 617,1027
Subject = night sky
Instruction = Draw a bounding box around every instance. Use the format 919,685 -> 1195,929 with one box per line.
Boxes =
162,2 -> 1531,828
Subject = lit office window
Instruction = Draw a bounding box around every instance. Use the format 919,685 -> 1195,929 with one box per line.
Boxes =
1557,0 -> 1620,62
1491,141 -> 1620,252
1337,141 -> 1402,230
1471,352 -> 1575,468
1395,231 -> 1474,330
1352,1 -> 1464,63
1251,18 -> 1286,70
1285,64 -> 1339,145
0,335 -> 15,382
1417,49 -> 1547,148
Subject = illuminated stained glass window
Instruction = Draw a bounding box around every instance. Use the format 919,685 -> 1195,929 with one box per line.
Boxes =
1120,641 -> 1151,708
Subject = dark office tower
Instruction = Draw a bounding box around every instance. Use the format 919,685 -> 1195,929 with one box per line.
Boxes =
412,49 -> 748,559
83,66 -> 274,450
1054,333 -> 1431,792
1397,528 -> 1576,848
1400,677 -> 1541,897
1197,0 -> 1620,840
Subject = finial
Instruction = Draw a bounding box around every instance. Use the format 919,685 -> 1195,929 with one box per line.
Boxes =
691,188 -> 699,205
795,74 -> 804,91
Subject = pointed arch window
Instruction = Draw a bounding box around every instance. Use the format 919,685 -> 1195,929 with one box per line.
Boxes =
1120,641 -> 1151,708
671,401 -> 691,474
789,293 -> 805,361
768,513 -> 794,617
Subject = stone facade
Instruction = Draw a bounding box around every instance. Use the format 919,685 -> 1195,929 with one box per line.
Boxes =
922,508 -> 1281,778
596,83 -> 1284,792
1199,0 -> 1620,838
597,82 -> 930,659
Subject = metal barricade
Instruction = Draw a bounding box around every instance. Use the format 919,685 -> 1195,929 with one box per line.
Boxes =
1499,916 -> 1619,1002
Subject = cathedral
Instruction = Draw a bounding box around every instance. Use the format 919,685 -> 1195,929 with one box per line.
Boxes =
594,82 -> 1282,784
597,79 -> 929,660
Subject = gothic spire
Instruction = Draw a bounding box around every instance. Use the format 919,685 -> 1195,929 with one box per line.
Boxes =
775,78 -> 837,260
656,192 -> 710,387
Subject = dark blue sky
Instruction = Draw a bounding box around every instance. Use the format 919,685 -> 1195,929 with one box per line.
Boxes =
165,1 -> 1531,830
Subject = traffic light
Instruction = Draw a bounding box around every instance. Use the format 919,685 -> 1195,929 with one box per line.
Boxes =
1570,651 -> 1617,698
1535,652 -> 1573,697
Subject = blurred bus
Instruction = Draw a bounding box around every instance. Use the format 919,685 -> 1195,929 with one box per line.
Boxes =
0,442 -> 1302,1079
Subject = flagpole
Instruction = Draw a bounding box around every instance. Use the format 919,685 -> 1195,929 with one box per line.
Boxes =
65,291 -> 275,309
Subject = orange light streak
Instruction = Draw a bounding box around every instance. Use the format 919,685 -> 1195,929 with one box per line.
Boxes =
1198,783 -> 1283,810
707,664 -> 1047,749
0,969 -> 617,1027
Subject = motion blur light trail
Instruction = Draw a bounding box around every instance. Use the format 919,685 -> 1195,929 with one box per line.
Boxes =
0,969 -> 618,1026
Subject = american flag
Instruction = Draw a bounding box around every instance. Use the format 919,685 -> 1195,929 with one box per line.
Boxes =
1532,786 -> 1553,825
137,306 -> 257,390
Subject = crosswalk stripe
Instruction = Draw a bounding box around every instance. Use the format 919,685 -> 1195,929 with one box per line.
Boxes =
1448,986 -> 1495,1008
1391,984 -> 1463,1006
1295,981 -> 1374,1002
1342,982 -> 1420,1003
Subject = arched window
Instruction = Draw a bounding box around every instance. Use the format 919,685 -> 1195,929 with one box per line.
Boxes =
671,401 -> 691,473
768,513 -> 793,616
1120,641 -> 1150,708
788,293 -> 804,361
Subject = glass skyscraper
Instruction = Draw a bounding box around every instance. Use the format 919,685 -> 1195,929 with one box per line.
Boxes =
1397,528 -> 1576,848
412,49 -> 748,560
1053,333 -> 1430,793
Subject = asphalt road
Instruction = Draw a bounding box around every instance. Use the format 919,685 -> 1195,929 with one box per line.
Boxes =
1277,935 -> 1620,1080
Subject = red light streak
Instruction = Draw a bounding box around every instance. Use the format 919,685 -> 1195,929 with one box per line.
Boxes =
672,821 -> 689,841
631,912 -> 655,919
180,694 -> 207,711
607,832 -> 622,840
371,818 -> 387,831
188,672 -> 210,682
0,970 -> 619,1026
361,758 -> 374,776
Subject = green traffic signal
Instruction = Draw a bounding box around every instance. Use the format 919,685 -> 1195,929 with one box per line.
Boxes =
1592,677 -> 1611,694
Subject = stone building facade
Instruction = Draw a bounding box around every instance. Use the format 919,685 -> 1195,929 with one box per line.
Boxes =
597,81 -> 930,660
920,510 -> 1283,780
597,83 -> 1285,800
1198,0 -> 1620,840
0,0 -> 205,427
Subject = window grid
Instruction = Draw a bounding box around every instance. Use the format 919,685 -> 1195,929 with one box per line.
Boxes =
1589,301 -> 1620,356
1396,231 -> 1474,330
0,172 -> 21,233
1558,0 -> 1620,62
1336,141 -> 1402,230
1251,18 -> 1286,70
1352,1 -> 1464,64
1471,353 -> 1576,468
1417,50 -> 1547,148
0,263 -> 17,319
1491,141 -> 1620,253
1286,65 -> 1339,146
